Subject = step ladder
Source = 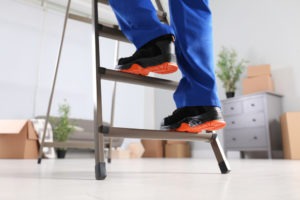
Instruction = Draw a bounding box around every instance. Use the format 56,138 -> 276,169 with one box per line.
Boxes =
38,0 -> 231,180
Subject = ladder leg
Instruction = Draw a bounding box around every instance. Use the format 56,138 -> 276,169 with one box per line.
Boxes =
107,40 -> 119,164
107,82 -> 116,164
92,0 -> 106,180
94,133 -> 106,180
240,151 -> 245,159
94,75 -> 106,180
107,139 -> 112,163
210,133 -> 231,174
37,0 -> 72,164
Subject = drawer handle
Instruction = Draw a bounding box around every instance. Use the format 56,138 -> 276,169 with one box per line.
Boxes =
251,103 -> 255,107
231,121 -> 235,124
230,107 -> 234,110
253,136 -> 258,140
232,137 -> 236,141
252,118 -> 256,122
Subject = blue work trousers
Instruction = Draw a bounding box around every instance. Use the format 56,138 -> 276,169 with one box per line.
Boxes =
109,0 -> 221,108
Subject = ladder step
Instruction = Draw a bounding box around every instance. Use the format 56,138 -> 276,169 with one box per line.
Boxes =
67,13 -> 129,43
97,23 -> 129,43
98,67 -> 178,90
100,126 -> 215,142
67,14 -> 129,42
69,13 -> 92,24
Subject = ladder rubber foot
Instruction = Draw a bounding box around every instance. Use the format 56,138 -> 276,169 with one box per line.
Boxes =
95,162 -> 107,180
107,158 -> 111,163
219,161 -> 231,174
37,158 -> 42,164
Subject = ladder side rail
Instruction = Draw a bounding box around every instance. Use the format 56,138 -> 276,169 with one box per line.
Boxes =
37,0 -> 72,164
92,0 -> 107,180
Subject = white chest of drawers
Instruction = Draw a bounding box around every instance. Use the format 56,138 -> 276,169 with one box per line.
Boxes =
221,92 -> 283,158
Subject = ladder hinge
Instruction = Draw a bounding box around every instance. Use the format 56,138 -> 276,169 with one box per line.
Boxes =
211,132 -> 218,140
99,125 -> 109,134
98,67 -> 106,75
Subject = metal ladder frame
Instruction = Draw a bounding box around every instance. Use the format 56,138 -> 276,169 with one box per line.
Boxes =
37,0 -> 231,181
91,0 -> 230,180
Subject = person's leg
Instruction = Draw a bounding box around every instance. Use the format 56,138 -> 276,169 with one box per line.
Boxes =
109,0 -> 172,49
161,0 -> 226,133
170,0 -> 220,108
109,0 -> 178,75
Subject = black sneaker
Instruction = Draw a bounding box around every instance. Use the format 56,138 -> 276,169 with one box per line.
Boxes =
117,34 -> 178,76
161,106 -> 226,133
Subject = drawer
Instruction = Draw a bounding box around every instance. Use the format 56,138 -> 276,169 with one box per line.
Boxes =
244,113 -> 265,127
224,127 -> 268,149
224,112 -> 265,129
222,101 -> 243,116
243,97 -> 264,113
224,116 -> 243,129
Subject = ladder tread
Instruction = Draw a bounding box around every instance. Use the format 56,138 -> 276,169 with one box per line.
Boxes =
97,23 -> 129,43
98,67 -> 178,90
99,126 -> 215,142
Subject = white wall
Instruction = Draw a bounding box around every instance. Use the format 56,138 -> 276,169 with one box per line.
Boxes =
0,1 -> 43,119
0,0 -> 146,133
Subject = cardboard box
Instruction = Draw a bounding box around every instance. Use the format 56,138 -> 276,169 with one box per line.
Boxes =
165,143 -> 191,158
0,120 -> 39,159
247,64 -> 271,77
167,140 -> 187,144
280,113 -> 300,160
141,140 -> 164,157
127,142 -> 145,158
242,75 -> 274,95
111,148 -> 131,159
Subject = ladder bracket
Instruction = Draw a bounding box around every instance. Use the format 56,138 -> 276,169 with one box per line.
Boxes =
98,67 -> 106,74
205,130 -> 218,142
211,133 -> 218,140
99,125 -> 110,134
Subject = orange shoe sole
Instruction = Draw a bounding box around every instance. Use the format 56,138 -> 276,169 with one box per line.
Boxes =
176,120 -> 226,133
119,62 -> 178,76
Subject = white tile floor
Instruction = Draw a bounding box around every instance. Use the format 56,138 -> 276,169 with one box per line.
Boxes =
0,158 -> 299,200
